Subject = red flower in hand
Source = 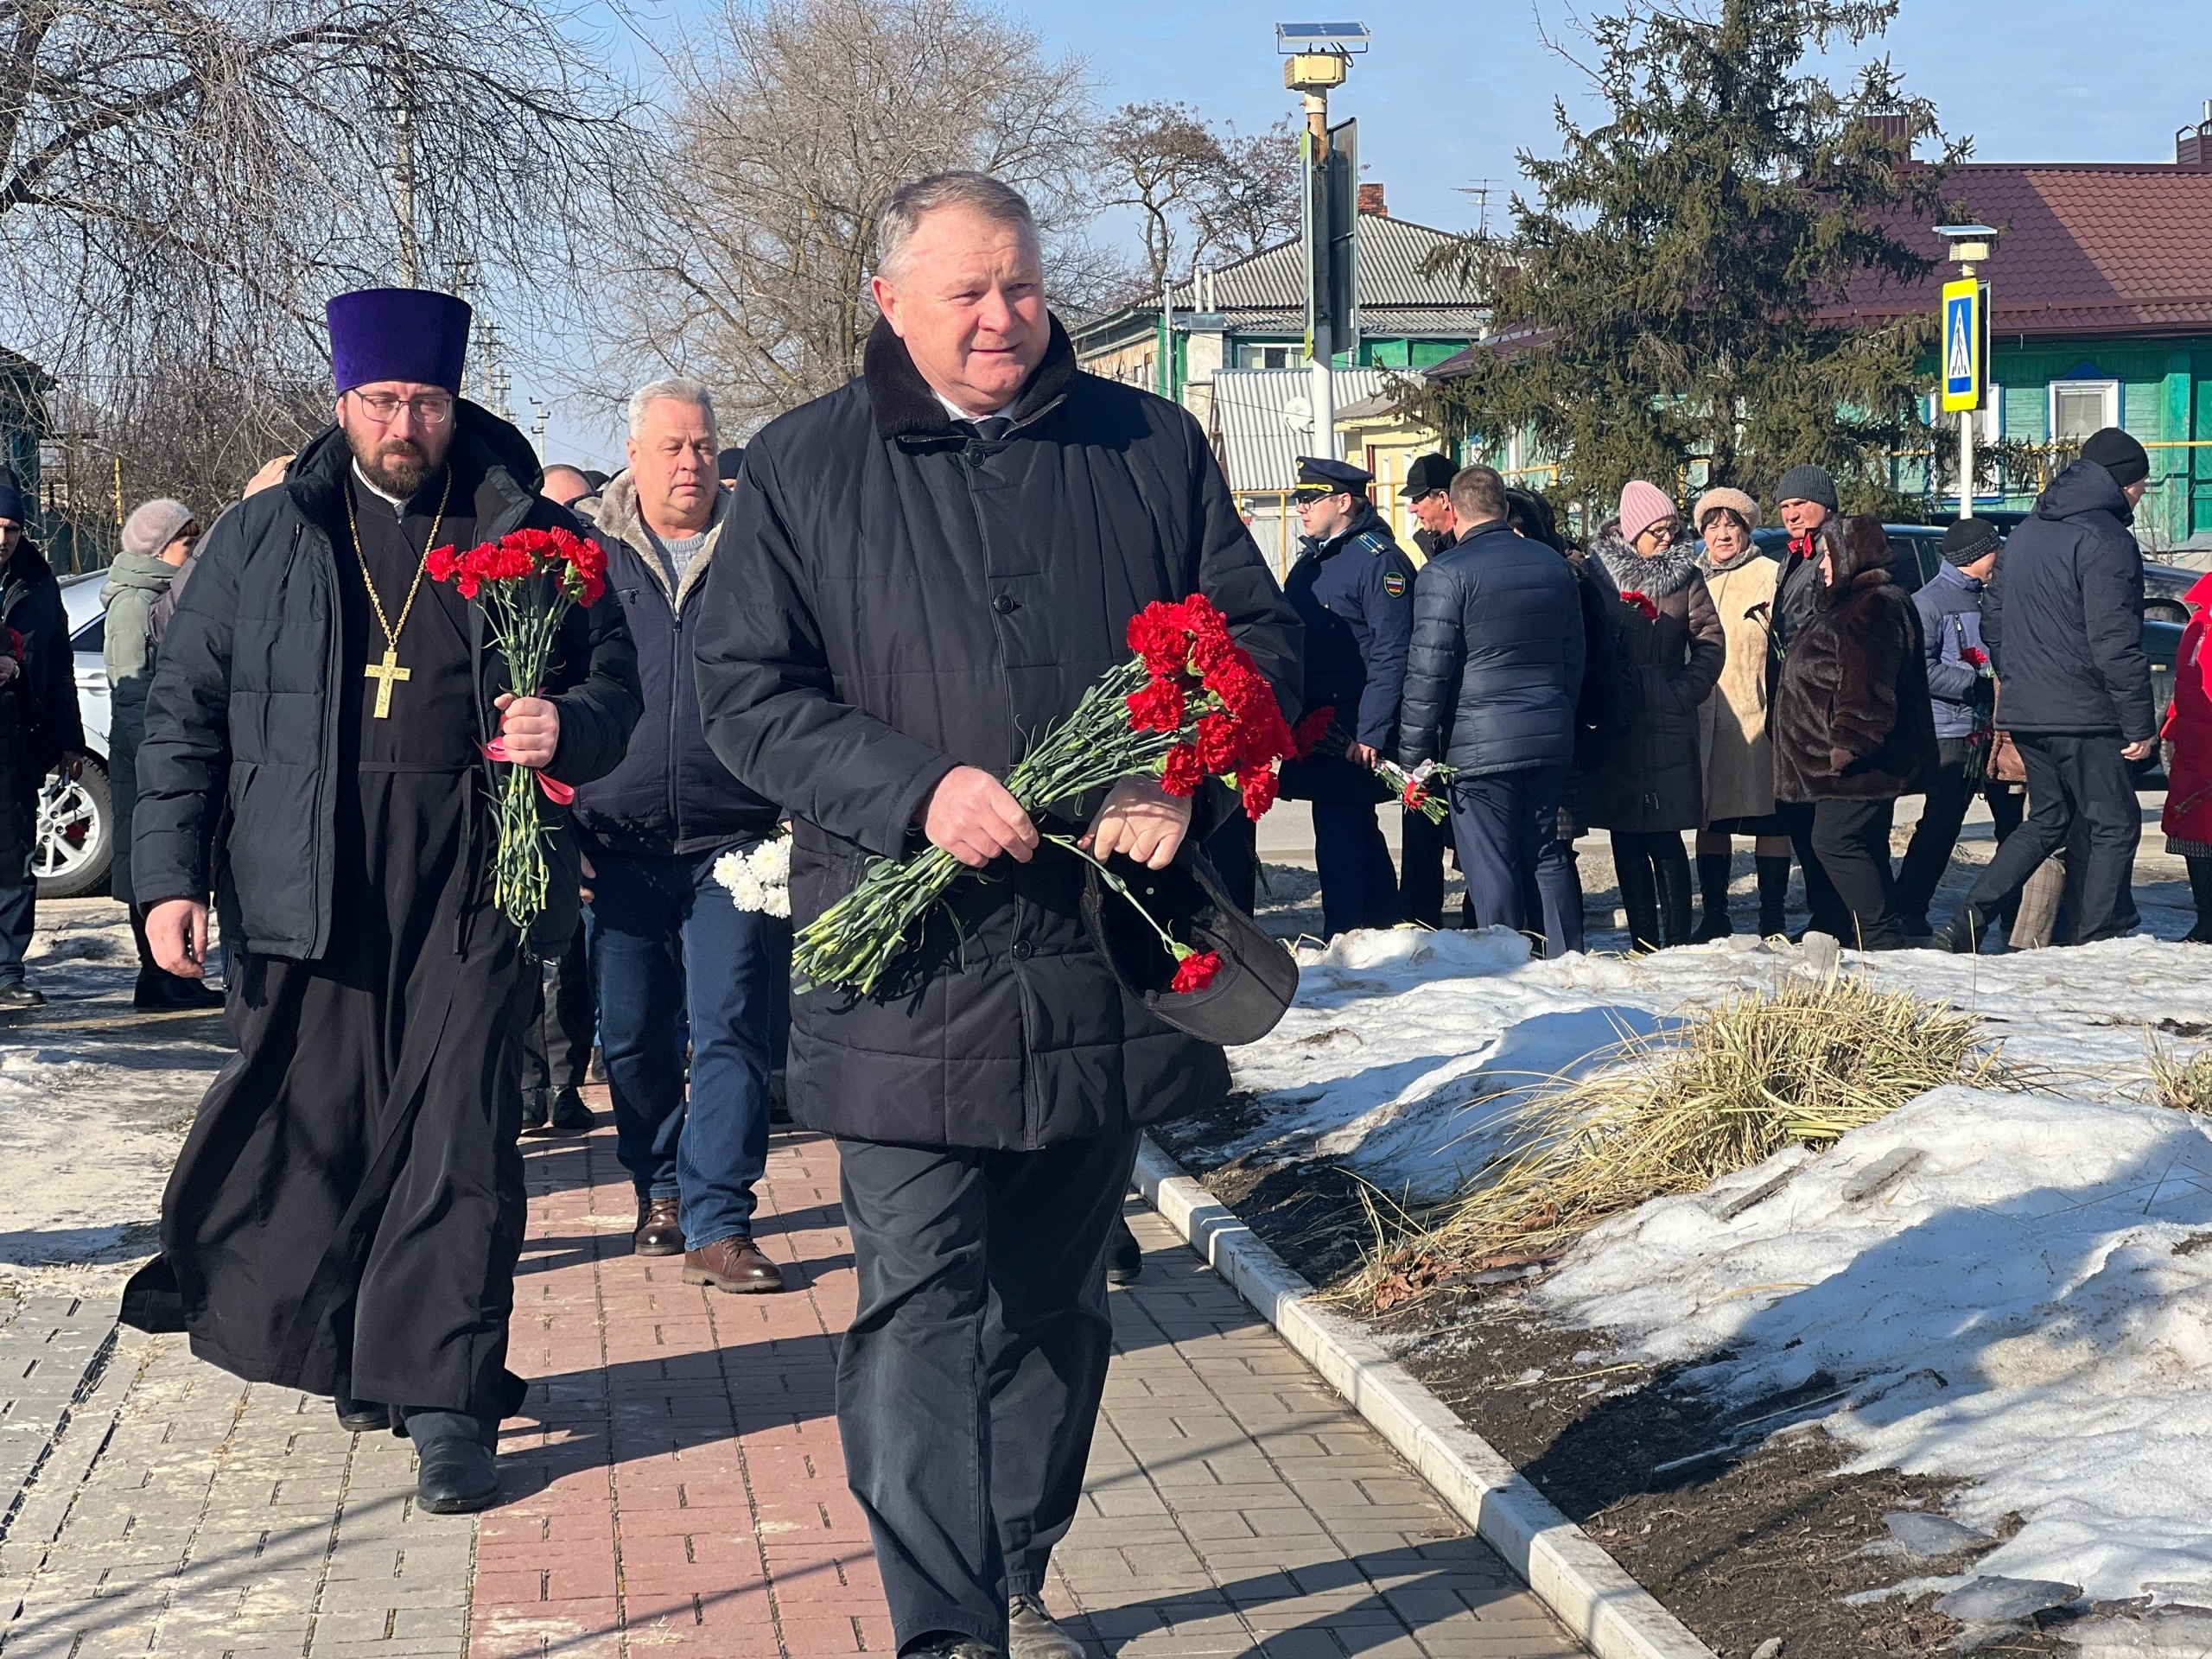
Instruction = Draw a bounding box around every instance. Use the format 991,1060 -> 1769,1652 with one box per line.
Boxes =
1240,763 -> 1279,820
1619,589 -> 1659,622
1961,645 -> 1990,669
1291,705 -> 1335,760
1126,677 -> 1187,733
1160,743 -> 1204,797
1127,603 -> 1194,677
1171,950 -> 1222,994
1402,779 -> 1427,810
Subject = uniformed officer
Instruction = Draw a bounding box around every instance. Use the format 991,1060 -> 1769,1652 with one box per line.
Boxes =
1275,454 -> 1419,938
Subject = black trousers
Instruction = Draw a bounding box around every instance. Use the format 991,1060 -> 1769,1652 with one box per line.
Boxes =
1398,806 -> 1450,929
518,918 -> 593,1103
1775,798 -> 1848,937
1893,740 -> 2027,931
1962,733 -> 2143,944
836,1126 -> 1141,1653
1812,797 -> 1904,950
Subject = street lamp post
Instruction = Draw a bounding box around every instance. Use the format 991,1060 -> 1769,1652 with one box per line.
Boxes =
1279,23 -> 1367,462
1936,224 -> 1998,518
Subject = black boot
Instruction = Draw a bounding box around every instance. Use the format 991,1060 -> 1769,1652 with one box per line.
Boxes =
2188,857 -> 2212,944
1653,846 -> 1695,948
1615,845 -> 1662,952
1756,856 -> 1792,939
1938,906 -> 1991,955
1692,852 -> 1735,941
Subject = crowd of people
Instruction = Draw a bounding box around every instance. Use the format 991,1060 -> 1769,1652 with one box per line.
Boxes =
0,162 -> 2178,1659
1280,426 -> 2183,958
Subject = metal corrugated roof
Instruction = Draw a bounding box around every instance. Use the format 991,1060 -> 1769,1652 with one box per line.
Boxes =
1221,306 -> 1486,339
1210,368 -> 1393,493
1197,213 -> 1484,321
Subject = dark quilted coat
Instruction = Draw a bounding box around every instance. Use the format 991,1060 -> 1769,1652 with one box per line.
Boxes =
131,405 -> 643,958
1396,524 -> 1586,775
694,315 -> 1302,1152
1578,526 -> 1725,832
1771,516 -> 1938,803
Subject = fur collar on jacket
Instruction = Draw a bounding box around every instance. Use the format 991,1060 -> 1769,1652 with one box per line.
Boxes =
863,312 -> 1082,443
1591,520 -> 1703,601
588,469 -> 724,611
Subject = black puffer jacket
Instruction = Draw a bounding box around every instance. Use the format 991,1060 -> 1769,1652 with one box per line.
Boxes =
2,537 -> 86,780
1771,517 -> 1938,802
1397,524 -> 1585,775
133,404 -> 642,957
1981,458 -> 2154,742
695,315 -> 1301,1152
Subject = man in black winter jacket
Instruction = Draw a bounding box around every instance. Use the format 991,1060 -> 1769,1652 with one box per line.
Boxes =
574,378 -> 789,1295
0,478 -> 87,1007
1398,466 -> 1585,954
1942,428 -> 2157,950
695,173 -> 1300,1659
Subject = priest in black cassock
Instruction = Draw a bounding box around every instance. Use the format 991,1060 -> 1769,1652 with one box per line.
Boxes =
120,289 -> 641,1514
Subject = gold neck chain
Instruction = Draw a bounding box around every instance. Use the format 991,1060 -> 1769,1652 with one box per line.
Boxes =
345,467 -> 452,655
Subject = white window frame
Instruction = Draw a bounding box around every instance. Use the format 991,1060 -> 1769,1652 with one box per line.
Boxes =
1926,386 -> 2002,442
2048,377 -> 2120,443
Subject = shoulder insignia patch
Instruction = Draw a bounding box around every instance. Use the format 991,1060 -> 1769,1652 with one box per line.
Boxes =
1382,570 -> 1408,598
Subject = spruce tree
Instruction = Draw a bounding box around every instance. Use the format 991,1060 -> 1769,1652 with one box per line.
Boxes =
1417,0 -> 1964,521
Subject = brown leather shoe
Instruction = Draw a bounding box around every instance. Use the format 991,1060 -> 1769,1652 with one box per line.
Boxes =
682,1235 -> 785,1293
633,1196 -> 683,1256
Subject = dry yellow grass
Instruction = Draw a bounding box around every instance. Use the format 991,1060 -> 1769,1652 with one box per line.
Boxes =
2150,1039 -> 2212,1114
1352,975 -> 2006,1309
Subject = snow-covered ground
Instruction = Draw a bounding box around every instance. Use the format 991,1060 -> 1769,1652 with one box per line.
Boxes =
1224,927 -> 2212,1621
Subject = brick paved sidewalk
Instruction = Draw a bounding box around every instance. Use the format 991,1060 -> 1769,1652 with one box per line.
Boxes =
0,1112 -> 1583,1659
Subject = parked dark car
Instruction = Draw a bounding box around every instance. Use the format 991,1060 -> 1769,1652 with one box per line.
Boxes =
1751,524 -> 2182,784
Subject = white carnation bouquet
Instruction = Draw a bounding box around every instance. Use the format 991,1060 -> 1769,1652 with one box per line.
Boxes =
714,833 -> 791,918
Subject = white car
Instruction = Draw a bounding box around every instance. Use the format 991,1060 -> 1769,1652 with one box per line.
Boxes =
39,573 -> 114,898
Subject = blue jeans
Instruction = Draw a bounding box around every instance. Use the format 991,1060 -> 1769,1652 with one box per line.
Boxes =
1311,800 -> 1402,938
1448,763 -> 1577,956
587,846 -> 791,1249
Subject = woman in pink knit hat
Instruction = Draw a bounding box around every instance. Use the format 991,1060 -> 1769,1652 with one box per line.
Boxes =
1576,480 -> 1724,950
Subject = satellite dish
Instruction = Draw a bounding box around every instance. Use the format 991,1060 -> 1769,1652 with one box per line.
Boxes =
1282,394 -> 1313,433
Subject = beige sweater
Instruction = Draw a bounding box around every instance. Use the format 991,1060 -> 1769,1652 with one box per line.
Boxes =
1696,551 -> 1781,824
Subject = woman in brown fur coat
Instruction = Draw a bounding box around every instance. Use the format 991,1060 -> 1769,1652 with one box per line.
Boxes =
1770,514 -> 1939,949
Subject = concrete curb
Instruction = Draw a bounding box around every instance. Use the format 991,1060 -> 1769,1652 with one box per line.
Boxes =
1135,1136 -> 1718,1659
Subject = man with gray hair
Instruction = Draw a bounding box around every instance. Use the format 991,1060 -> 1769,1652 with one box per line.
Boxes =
571,378 -> 790,1289
697,170 -> 1300,1659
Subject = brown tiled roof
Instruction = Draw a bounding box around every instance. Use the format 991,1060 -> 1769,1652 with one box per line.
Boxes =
1827,162 -> 2212,338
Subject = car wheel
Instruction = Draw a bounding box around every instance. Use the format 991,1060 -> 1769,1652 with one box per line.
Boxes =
35,760 -> 112,899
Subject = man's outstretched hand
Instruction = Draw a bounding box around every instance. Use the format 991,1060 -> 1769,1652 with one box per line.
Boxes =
1080,779 -> 1192,871
147,899 -> 210,978
919,766 -> 1039,868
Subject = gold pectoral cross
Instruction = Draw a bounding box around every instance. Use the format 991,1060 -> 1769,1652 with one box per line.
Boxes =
364,646 -> 411,718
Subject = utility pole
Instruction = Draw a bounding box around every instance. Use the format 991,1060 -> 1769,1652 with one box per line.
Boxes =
392,98 -> 421,287
530,399 -> 550,453
1279,23 -> 1368,463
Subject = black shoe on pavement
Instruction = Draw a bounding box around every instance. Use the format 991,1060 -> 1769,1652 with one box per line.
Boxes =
415,1436 -> 501,1514
901,1637 -> 1001,1659
518,1089 -> 550,1135
133,969 -> 224,1010
1007,1593 -> 1084,1659
1107,1217 -> 1143,1286
0,982 -> 44,1009
335,1396 -> 390,1433
546,1085 -> 593,1135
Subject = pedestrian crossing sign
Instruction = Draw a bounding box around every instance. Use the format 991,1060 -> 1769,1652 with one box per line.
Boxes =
1942,278 -> 1981,412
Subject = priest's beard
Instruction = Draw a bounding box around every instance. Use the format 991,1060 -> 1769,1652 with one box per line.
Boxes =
348,429 -> 452,500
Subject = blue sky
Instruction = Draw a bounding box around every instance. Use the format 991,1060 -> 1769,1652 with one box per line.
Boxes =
1009,0 -> 2209,234
537,1 -> 2209,465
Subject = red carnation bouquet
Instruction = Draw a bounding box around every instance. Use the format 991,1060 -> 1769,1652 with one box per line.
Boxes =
428,526 -> 607,931
793,594 -> 1294,997
1291,708 -> 1456,823
1618,588 -> 1660,622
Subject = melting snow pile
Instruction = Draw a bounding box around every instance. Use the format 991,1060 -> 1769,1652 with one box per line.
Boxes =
1224,929 -> 2212,1609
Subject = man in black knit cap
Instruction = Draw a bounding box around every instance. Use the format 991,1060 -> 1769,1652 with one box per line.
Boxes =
1941,428 -> 2157,950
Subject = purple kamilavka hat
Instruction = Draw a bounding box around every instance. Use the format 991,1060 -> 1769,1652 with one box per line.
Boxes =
327,288 -> 472,395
